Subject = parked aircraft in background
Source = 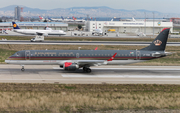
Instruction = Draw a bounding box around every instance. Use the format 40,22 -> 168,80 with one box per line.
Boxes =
39,16 -> 50,22
12,22 -> 66,36
48,17 -> 63,22
6,28 -> 172,73
72,16 -> 85,22
92,22 -> 103,36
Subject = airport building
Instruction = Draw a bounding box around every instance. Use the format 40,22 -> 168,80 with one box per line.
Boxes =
85,20 -> 173,34
0,22 -> 68,31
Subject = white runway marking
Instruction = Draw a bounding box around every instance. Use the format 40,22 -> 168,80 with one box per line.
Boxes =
53,67 -> 180,70
61,75 -> 180,78
0,79 -> 178,82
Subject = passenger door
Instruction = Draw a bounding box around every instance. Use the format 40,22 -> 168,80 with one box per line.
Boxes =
25,51 -> 30,60
136,51 -> 141,60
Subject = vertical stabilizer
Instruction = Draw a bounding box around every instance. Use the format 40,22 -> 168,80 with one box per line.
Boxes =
141,28 -> 170,51
12,22 -> 20,29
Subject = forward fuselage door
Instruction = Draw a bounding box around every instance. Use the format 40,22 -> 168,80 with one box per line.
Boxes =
25,51 -> 30,60
136,51 -> 141,60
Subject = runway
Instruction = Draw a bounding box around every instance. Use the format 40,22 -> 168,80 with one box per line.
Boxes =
0,40 -> 180,46
1,65 -> 180,84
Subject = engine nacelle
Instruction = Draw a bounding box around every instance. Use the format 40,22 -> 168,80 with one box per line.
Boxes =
63,62 -> 79,71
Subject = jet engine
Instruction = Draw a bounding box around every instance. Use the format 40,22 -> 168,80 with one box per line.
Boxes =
63,62 -> 79,71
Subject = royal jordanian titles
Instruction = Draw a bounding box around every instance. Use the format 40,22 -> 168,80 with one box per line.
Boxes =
12,22 -> 66,36
5,28 -> 172,73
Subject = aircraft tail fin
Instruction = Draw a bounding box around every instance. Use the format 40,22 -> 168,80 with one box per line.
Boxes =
48,18 -> 52,21
39,16 -> 43,20
72,16 -> 76,20
61,16 -> 64,20
12,22 -> 20,29
141,28 -> 170,51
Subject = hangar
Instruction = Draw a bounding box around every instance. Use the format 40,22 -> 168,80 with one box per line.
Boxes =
85,20 -> 173,34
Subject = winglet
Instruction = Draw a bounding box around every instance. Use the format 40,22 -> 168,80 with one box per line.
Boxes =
107,53 -> 117,61
95,47 -> 98,50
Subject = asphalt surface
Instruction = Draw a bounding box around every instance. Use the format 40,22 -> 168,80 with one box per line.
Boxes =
0,40 -> 180,46
0,65 -> 180,84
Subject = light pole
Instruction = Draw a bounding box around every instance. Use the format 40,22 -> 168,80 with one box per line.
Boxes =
144,12 -> 146,35
153,12 -> 154,38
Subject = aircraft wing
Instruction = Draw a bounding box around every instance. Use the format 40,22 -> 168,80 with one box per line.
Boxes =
77,60 -> 105,67
77,53 -> 117,67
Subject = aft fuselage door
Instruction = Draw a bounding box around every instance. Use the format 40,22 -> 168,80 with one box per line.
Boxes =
25,51 -> 30,60
136,51 -> 141,60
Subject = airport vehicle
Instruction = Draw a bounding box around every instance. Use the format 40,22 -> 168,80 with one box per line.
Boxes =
12,22 -> 66,36
5,28 -> 171,73
31,35 -> 44,42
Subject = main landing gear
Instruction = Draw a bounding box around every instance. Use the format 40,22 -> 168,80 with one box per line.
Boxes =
83,67 -> 91,73
21,65 -> 25,71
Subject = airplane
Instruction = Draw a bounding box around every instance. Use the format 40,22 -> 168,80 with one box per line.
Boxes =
92,22 -> 103,36
39,16 -> 50,22
5,28 -> 172,73
48,17 -> 63,22
92,29 -> 103,36
72,16 -> 85,22
12,22 -> 66,36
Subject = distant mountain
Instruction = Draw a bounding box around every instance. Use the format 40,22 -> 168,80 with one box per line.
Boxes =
0,5 -> 179,18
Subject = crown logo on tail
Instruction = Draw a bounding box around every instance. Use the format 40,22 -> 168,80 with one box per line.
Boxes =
154,40 -> 162,46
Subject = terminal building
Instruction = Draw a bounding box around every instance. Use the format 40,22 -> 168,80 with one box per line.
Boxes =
0,22 -> 68,31
85,20 -> 173,34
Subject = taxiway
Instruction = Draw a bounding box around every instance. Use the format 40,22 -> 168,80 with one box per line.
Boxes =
0,40 -> 180,46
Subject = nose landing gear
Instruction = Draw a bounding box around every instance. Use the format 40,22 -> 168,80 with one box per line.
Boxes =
21,65 -> 25,71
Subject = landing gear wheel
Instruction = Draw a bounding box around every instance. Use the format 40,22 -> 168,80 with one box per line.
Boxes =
21,65 -> 25,71
83,67 -> 91,73
86,68 -> 91,73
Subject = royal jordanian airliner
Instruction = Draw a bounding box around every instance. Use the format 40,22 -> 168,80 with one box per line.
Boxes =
12,22 -> 66,36
5,28 -> 172,73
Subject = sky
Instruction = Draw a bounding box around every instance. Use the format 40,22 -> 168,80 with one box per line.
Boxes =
0,0 -> 179,13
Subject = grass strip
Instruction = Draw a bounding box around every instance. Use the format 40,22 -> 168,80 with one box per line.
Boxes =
0,83 -> 178,112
